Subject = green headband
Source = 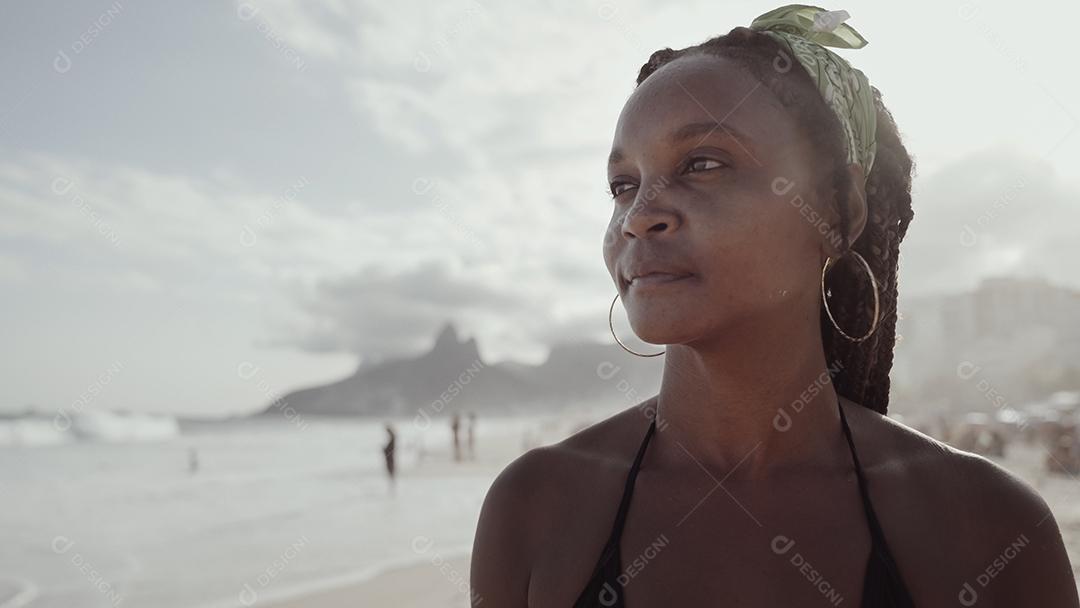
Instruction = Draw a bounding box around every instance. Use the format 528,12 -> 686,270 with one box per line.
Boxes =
749,4 -> 877,180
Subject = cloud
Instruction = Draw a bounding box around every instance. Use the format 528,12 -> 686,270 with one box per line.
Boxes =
7,0 -> 1080,415
254,0 -> 641,169
0,142 -> 623,368
0,152 -> 341,286
273,258 -> 523,358
234,0 -> 360,62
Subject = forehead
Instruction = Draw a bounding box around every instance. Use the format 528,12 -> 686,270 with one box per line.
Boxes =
611,53 -> 794,163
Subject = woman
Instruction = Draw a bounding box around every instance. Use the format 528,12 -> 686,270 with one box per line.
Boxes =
471,5 -> 1079,607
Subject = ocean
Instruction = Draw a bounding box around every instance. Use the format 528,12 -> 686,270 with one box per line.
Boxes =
0,412 -> 539,608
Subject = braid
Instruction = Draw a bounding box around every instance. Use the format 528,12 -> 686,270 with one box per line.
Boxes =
634,28 -> 916,414
828,90 -> 915,414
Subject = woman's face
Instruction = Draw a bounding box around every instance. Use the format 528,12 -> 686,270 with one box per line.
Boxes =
604,53 -> 848,348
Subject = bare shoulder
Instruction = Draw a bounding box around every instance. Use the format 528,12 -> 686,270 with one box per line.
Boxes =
840,398 -> 1078,606
499,397 -> 651,477
470,399 -> 657,606
476,399 -> 656,531
840,397 -> 1055,526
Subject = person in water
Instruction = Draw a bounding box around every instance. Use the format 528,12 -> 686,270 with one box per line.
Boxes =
471,6 -> 1079,607
383,424 -> 396,493
452,412 -> 463,462
467,411 -> 478,461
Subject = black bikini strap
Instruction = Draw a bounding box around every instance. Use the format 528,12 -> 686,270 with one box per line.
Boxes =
616,415 -> 657,524
597,412 -> 658,563
836,397 -> 893,549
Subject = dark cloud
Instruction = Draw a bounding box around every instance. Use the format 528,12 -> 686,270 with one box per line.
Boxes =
276,259 -> 524,361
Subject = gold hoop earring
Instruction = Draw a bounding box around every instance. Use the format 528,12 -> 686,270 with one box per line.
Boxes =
608,293 -> 665,357
821,251 -> 880,343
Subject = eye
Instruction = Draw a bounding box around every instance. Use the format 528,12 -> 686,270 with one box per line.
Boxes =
608,180 -> 637,199
683,156 -> 728,174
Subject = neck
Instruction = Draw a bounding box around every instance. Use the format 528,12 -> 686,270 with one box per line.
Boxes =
650,312 -> 848,480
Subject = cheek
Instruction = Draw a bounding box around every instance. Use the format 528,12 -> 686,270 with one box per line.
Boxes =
691,195 -> 819,304
602,215 -> 620,276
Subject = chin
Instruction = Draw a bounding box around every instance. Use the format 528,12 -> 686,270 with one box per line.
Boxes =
624,315 -> 696,347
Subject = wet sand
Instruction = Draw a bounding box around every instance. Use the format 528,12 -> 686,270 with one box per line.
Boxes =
263,554 -> 473,608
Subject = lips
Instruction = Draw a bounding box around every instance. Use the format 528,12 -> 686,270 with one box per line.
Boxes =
629,272 -> 693,286
621,263 -> 696,291
628,273 -> 695,291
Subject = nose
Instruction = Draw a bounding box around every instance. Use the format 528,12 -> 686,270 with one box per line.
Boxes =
621,186 -> 680,239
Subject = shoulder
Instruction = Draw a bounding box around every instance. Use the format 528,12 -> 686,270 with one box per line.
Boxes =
929,446 -> 1076,605
840,398 -> 1078,605
477,399 -> 654,534
930,448 -> 1076,605
470,399 -> 656,603
842,397 -> 1053,534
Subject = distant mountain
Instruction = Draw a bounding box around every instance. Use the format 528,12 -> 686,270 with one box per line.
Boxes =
260,321 -> 664,417
262,277 -> 1080,420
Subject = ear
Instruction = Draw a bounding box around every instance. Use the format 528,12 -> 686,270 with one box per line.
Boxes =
823,162 -> 869,258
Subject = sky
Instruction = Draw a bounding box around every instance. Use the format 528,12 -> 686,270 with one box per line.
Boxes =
2,0 -> 1079,417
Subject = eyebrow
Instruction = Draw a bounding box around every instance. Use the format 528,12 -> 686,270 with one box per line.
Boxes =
607,120 -> 756,167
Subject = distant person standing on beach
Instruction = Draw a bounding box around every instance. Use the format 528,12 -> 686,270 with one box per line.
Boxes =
467,411 -> 477,460
382,424 -> 396,493
451,413 -> 462,462
187,447 -> 199,474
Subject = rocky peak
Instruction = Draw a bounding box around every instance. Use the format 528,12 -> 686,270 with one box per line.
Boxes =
428,321 -> 482,363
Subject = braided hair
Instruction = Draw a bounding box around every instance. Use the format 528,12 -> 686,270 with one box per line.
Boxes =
634,27 -> 916,414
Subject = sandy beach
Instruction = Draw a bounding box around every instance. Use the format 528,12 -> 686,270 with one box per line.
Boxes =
264,554 -> 473,608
